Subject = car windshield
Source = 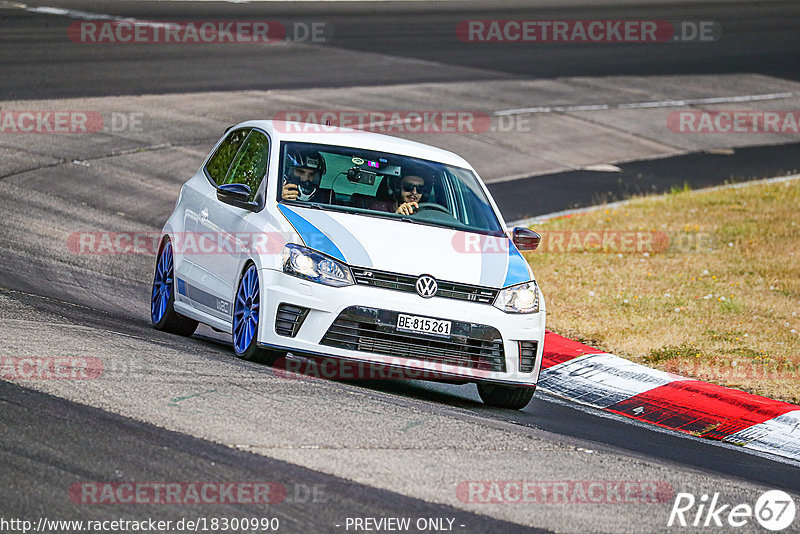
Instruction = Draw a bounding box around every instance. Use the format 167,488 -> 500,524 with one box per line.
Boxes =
278,141 -> 505,236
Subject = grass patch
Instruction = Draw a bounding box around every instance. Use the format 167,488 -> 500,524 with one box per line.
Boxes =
669,182 -> 692,195
644,344 -> 703,364
526,178 -> 800,403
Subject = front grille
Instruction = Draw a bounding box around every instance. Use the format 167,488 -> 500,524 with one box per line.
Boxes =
351,267 -> 498,304
519,341 -> 538,373
320,306 -> 506,372
275,303 -> 309,337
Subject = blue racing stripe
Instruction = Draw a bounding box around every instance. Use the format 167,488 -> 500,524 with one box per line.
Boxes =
289,209 -> 373,268
479,235 -> 509,288
278,204 -> 346,262
503,241 -> 531,287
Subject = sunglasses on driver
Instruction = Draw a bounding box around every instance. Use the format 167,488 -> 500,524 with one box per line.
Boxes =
401,182 -> 431,194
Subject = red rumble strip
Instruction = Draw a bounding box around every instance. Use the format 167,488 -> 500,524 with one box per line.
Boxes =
607,380 -> 797,439
539,331 -> 800,460
541,331 -> 608,369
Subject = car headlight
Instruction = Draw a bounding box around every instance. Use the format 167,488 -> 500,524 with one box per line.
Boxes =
282,244 -> 354,287
493,281 -> 539,314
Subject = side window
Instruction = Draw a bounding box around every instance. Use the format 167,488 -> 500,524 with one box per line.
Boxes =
223,130 -> 270,202
205,129 -> 249,186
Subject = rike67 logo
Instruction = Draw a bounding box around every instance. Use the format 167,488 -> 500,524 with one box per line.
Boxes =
668,490 -> 796,530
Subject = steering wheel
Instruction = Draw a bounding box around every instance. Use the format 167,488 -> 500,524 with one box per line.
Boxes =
415,202 -> 451,215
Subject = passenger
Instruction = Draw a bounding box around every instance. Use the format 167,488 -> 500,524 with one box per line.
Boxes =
281,147 -> 330,203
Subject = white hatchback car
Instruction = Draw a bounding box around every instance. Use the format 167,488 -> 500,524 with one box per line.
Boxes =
152,121 -> 545,409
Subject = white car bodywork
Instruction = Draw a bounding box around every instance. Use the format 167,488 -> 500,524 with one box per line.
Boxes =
158,120 -> 546,394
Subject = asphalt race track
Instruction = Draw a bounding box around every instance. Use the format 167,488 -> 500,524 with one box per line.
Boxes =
2,0 -> 800,99
2,1 -> 800,533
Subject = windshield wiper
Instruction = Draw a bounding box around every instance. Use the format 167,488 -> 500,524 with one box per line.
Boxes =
297,202 -> 355,214
282,200 -> 323,210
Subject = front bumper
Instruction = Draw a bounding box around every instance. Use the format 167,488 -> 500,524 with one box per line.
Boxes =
257,269 -> 546,385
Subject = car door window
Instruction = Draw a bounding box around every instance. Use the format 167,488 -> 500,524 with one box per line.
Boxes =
222,130 -> 270,202
205,128 -> 250,186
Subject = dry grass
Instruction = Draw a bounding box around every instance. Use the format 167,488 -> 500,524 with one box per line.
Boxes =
525,177 -> 800,403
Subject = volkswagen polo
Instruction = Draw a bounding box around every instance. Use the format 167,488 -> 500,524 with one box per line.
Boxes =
151,120 -> 545,409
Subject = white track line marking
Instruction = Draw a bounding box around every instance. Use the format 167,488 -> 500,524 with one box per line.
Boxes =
312,91 -> 800,131
494,92 -> 799,116
1,2 -> 177,27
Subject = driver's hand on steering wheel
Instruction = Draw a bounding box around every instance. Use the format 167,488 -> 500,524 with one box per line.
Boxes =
396,202 -> 418,215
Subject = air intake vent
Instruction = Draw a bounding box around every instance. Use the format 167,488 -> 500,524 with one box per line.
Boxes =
275,304 -> 309,337
519,341 -> 538,373
320,306 -> 506,372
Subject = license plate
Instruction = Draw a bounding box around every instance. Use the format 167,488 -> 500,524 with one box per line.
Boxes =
396,314 -> 451,337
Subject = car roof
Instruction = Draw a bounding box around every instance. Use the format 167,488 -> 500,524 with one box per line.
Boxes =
235,120 -> 473,169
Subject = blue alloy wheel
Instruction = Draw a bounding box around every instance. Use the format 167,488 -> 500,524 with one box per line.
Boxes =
234,264 -> 260,355
151,240 -> 173,324
151,239 -> 198,336
233,263 -> 280,364
231,264 -> 278,364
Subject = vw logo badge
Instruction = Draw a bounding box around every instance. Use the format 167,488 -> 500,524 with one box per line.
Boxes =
415,275 -> 438,298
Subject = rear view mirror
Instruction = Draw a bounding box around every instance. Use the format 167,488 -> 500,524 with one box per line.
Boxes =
512,227 -> 541,251
346,167 -> 377,185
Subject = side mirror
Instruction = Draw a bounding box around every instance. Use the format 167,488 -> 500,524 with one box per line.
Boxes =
512,227 -> 541,251
217,183 -> 257,211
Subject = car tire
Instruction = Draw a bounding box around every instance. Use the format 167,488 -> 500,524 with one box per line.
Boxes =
151,239 -> 199,337
233,263 -> 278,364
477,383 -> 535,410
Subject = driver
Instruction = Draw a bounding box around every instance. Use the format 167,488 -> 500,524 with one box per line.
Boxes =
394,174 -> 432,215
281,147 -> 330,202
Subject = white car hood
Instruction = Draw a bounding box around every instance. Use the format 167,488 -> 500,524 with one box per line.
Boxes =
278,205 -> 532,289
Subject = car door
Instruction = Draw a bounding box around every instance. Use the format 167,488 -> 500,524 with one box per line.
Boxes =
169,173 -> 207,307
194,129 -> 271,321
177,128 -> 250,316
